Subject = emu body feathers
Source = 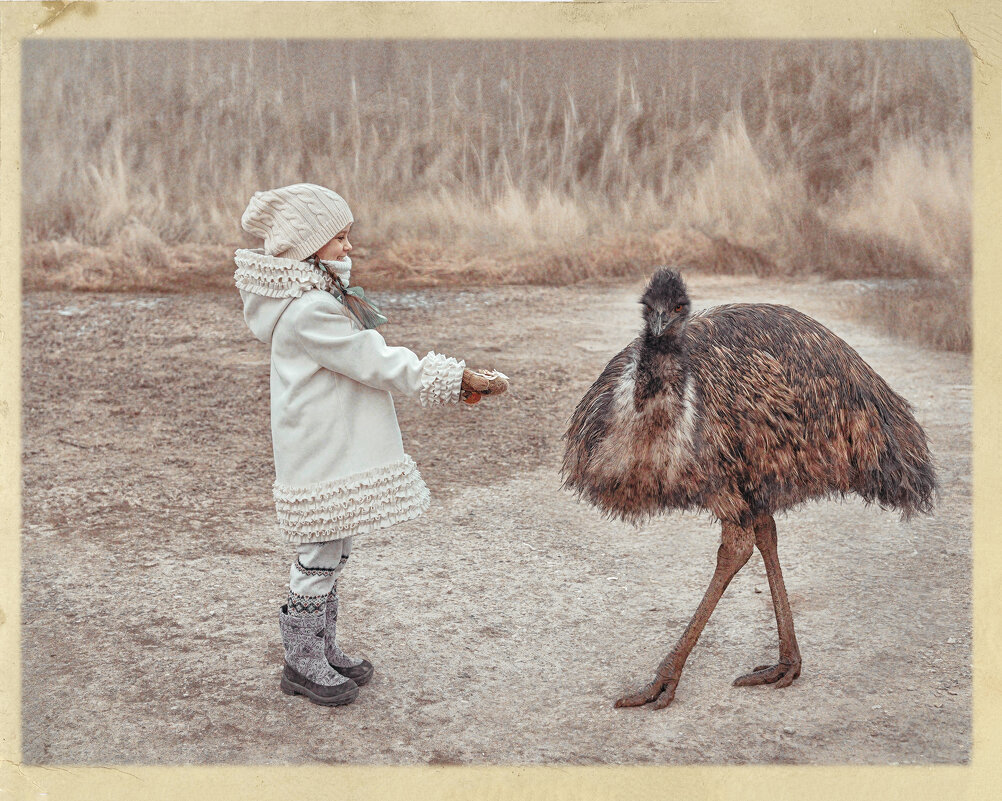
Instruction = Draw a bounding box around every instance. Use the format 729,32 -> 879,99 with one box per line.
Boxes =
562,301 -> 936,527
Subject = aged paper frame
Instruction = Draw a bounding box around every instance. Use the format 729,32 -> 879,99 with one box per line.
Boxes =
1,1 -> 998,798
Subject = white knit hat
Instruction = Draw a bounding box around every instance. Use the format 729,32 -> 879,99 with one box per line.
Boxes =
241,183 -> 354,261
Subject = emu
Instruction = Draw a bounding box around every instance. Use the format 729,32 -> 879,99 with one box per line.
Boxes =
562,268 -> 935,710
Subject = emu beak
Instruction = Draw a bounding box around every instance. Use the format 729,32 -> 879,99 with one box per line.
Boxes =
651,313 -> 666,336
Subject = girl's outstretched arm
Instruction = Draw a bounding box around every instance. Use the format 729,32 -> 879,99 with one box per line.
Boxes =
291,290 -> 464,405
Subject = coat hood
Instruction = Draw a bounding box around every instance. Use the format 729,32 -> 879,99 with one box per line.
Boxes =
234,248 -> 351,345
240,290 -> 296,346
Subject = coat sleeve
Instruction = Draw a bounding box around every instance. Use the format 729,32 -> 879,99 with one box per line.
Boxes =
291,291 -> 465,406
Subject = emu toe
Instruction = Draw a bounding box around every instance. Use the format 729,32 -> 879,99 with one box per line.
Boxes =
733,658 -> 802,688
614,677 -> 680,710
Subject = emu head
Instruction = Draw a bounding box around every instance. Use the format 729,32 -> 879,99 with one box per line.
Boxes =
640,268 -> 691,339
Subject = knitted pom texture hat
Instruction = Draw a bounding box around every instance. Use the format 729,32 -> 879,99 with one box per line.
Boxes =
241,183 -> 354,262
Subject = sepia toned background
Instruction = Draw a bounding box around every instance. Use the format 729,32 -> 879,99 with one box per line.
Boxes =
23,39 -> 970,349
17,36 -> 973,767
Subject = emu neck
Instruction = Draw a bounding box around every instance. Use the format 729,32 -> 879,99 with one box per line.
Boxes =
635,330 -> 687,407
643,326 -> 686,357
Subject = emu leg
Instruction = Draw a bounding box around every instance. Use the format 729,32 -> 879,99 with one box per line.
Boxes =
615,521 -> 753,710
733,513 -> 802,688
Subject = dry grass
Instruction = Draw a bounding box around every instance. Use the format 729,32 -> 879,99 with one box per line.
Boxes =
844,279 -> 972,353
21,40 -> 971,349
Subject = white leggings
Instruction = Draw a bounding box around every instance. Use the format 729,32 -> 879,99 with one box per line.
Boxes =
287,537 -> 353,615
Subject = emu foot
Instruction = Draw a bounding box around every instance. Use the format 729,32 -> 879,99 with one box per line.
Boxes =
614,676 -> 680,710
733,658 -> 801,688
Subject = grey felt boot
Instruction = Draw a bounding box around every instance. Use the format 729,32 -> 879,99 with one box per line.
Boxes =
279,605 -> 359,706
324,584 -> 374,686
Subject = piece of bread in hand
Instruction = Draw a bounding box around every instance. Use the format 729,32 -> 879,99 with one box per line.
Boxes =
462,368 -> 509,396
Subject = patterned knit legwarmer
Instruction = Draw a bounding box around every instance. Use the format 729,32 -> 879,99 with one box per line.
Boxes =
287,536 -> 353,617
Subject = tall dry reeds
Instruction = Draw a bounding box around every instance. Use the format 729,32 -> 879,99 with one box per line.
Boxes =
21,40 -> 971,349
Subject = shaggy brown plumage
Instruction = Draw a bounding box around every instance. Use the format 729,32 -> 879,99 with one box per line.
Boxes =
562,268 -> 936,709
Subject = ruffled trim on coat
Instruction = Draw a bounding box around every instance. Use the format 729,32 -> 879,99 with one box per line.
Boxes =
234,248 -> 352,299
418,351 -> 465,407
273,454 -> 430,543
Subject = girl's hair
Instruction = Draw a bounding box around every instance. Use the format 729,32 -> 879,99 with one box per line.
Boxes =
314,256 -> 387,330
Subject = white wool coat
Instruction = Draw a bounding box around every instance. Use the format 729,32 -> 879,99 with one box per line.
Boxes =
234,248 -> 465,543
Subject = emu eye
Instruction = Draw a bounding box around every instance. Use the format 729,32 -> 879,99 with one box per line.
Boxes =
674,304 -> 684,313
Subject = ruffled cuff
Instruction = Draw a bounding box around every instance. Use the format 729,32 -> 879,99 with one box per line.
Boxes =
417,351 -> 465,407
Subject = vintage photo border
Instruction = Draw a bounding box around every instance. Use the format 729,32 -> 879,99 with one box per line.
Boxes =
0,1 -> 998,798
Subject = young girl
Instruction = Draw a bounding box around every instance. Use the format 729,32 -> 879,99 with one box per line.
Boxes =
234,183 -> 506,706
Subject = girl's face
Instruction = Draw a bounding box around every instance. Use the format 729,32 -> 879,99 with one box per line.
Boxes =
316,224 -> 352,261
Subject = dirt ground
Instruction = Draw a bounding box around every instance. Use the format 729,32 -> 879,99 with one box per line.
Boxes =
19,273 -> 971,764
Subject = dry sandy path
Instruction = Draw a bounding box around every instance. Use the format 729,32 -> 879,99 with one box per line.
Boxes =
19,274 -> 971,764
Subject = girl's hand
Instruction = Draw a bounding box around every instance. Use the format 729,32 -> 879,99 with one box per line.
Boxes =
461,391 -> 482,405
